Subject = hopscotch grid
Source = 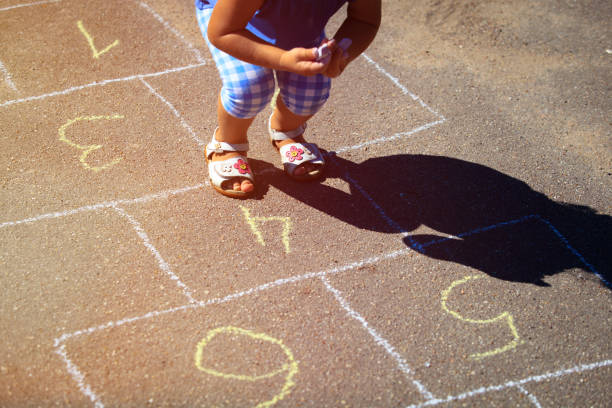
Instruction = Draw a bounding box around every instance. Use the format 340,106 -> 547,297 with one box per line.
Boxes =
405,359 -> 612,408
0,183 -> 206,229
138,0 -> 205,64
0,50 -> 443,229
0,59 -> 19,93
53,249 -> 411,408
515,384 -> 542,408
46,211 -> 605,344
51,210 -> 607,406
321,276 -> 435,400
111,204 -> 197,304
53,235 -> 610,407
0,62 -> 207,108
1,16 -> 604,404
139,77 -> 206,146
0,0 -> 60,12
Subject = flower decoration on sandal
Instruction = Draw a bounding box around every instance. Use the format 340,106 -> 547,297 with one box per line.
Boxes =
286,145 -> 304,162
233,159 -> 251,174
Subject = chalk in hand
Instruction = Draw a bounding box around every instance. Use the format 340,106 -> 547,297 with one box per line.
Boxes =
315,38 -> 352,64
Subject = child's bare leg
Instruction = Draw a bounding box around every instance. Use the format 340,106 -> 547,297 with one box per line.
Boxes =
270,97 -> 318,177
214,93 -> 255,192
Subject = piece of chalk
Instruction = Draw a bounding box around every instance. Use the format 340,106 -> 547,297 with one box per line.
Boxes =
315,38 -> 352,64
315,42 -> 333,64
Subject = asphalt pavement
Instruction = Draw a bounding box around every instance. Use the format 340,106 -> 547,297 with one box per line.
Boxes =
1,0 -> 610,407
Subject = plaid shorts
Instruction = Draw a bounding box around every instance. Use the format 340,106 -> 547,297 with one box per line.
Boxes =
196,7 -> 331,119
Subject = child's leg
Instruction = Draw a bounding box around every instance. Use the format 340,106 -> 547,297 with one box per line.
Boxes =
215,94 -> 256,192
272,70 -> 331,177
197,6 -> 275,193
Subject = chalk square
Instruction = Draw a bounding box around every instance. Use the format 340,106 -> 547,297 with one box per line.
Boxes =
325,230 -> 612,400
0,79 -> 206,223
521,364 -> 612,408
142,52 -> 441,162
121,181 -> 405,301
331,137 -> 611,282
0,0 -> 202,100
59,279 -> 425,407
0,210 -> 188,405
427,387 -> 537,408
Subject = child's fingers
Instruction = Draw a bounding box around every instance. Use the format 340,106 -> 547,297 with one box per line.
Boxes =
324,47 -> 348,78
280,47 -> 331,76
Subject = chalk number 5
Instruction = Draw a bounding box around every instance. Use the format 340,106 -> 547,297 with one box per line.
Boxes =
441,275 -> 523,360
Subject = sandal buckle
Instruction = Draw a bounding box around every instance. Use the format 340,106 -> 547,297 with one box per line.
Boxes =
213,142 -> 223,153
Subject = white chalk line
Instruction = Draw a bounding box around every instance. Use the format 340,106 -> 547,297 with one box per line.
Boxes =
362,53 -> 446,121
0,0 -> 59,12
418,214 -> 609,289
321,276 -> 435,400
0,59 -> 19,92
535,215 -> 610,288
419,215 -> 539,249
331,54 -> 446,155
54,344 -> 104,408
515,384 -> 542,408
332,119 -> 445,154
0,183 -> 205,229
52,211 -> 608,405
139,77 -> 205,147
138,1 -> 205,64
0,62 -> 207,108
405,359 -> 612,408
55,247 -> 411,344
111,204 -> 197,304
53,249 -> 411,407
4,35 -> 602,405
334,156 -> 426,253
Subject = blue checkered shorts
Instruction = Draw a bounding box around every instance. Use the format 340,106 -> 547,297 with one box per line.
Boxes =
196,7 -> 331,119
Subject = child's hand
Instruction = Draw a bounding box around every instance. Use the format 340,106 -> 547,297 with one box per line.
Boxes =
279,47 -> 327,76
322,40 -> 350,78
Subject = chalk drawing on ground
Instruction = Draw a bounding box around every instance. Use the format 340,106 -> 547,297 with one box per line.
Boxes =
240,206 -> 293,254
50,209 -> 608,406
2,3 -> 608,405
0,59 -> 19,93
0,0 -> 60,13
441,275 -> 523,360
57,114 -> 124,172
195,326 -> 298,408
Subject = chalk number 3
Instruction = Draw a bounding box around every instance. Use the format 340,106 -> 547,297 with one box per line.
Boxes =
58,115 -> 124,172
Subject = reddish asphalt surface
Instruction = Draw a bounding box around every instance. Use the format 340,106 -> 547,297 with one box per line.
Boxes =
1,0 -> 610,407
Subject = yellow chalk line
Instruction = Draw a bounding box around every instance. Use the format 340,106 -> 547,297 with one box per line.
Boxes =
195,326 -> 298,408
58,115 -> 124,172
241,206 -> 292,253
77,20 -> 119,59
441,275 -> 523,360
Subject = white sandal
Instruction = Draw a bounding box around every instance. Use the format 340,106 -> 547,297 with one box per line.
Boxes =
268,115 -> 325,181
205,129 -> 254,198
